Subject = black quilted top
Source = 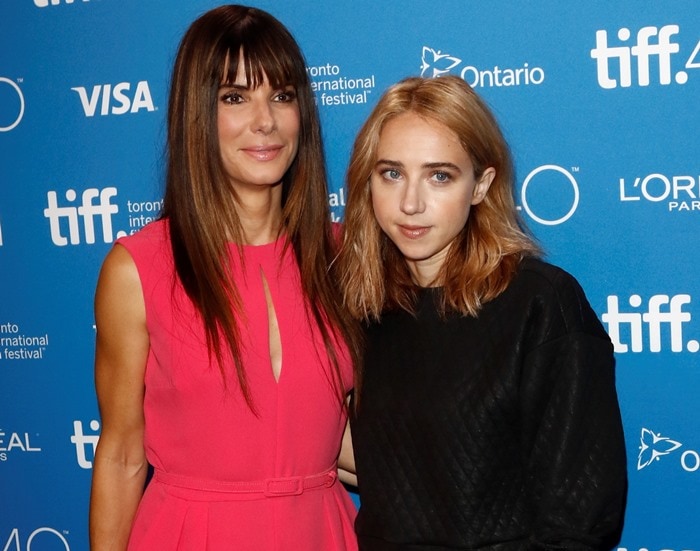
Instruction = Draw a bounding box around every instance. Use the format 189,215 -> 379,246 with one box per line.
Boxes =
351,257 -> 627,550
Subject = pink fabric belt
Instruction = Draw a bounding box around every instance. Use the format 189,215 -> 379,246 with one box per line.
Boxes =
153,467 -> 338,498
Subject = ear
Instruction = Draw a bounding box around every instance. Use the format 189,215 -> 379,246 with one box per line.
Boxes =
472,167 -> 495,205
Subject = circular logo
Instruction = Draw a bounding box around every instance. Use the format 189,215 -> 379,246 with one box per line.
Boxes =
520,164 -> 580,226
0,77 -> 25,132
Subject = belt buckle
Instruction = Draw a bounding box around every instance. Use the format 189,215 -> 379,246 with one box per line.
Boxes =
264,476 -> 303,497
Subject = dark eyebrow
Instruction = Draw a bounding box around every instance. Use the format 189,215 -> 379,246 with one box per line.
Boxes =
219,83 -> 249,91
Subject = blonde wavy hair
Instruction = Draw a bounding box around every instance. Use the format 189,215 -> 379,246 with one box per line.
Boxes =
337,76 -> 539,321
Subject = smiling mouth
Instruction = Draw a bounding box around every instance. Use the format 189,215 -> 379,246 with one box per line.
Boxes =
243,146 -> 283,161
398,225 -> 430,239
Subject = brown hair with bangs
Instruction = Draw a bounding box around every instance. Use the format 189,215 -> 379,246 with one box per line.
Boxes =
338,75 -> 540,323
160,5 -> 361,409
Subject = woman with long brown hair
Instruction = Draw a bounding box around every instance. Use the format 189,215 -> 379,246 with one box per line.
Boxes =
338,76 -> 627,550
89,5 -> 360,550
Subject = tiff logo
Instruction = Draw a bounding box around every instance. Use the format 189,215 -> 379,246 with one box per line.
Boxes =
44,187 -> 119,246
602,294 -> 699,353
35,0 -> 88,6
590,25 -> 681,88
71,81 -> 155,117
71,419 -> 100,469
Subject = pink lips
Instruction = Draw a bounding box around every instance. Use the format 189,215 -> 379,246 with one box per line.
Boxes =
243,145 -> 283,161
398,225 -> 430,239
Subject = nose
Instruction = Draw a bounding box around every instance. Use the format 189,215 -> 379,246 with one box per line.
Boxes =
251,98 -> 276,134
399,180 -> 425,215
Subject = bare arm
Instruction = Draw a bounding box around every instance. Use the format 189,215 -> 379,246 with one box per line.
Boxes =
337,419 -> 357,487
89,245 -> 150,551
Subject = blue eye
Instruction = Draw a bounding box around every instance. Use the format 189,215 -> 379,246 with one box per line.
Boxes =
433,171 -> 451,183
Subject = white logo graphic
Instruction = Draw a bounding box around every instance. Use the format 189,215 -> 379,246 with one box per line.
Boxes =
2,528 -> 70,550
0,77 -> 25,132
602,294 -> 698,353
420,46 -> 545,88
618,547 -> 696,551
34,0 -> 88,6
637,428 -> 682,470
71,419 -> 100,469
619,173 -> 700,213
420,47 -> 461,77
44,187 -> 123,246
0,429 -> 41,462
519,165 -> 580,226
71,81 -> 155,117
636,428 -> 700,474
591,24 -> 700,88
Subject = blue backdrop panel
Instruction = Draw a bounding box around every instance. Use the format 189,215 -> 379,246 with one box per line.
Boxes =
1,1 -> 698,549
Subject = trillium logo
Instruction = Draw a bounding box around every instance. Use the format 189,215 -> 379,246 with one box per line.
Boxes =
637,428 -> 682,470
419,45 -> 545,88
421,47 -> 461,77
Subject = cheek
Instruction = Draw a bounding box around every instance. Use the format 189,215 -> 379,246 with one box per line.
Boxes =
446,201 -> 471,233
286,109 -> 301,141
369,185 -> 391,225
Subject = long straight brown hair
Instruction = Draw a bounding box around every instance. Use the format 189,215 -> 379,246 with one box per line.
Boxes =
160,5 -> 360,409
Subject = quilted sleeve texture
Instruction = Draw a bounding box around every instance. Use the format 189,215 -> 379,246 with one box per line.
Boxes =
518,265 -> 627,550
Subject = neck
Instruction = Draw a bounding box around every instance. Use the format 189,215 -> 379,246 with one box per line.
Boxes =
234,184 -> 284,245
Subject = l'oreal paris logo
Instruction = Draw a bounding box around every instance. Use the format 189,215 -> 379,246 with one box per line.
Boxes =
618,173 -> 700,214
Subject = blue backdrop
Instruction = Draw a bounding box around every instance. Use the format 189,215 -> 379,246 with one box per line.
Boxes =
1,1 -> 699,549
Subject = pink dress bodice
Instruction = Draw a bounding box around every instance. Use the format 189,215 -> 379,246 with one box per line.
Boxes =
117,220 -> 357,550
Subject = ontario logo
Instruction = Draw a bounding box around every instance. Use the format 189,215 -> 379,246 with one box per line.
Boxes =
638,428 -> 700,473
637,428 -> 682,470
420,46 -> 545,88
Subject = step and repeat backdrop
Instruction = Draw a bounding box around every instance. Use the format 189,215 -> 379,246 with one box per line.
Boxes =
1,1 -> 698,549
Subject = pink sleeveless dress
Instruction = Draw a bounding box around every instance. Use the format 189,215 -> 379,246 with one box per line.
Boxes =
117,220 -> 357,550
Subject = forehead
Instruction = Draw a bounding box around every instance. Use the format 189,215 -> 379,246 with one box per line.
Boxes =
378,113 -> 466,158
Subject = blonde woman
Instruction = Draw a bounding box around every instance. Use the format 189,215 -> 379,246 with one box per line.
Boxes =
338,76 -> 627,550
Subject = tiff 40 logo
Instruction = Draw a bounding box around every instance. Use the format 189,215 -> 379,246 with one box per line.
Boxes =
2,528 -> 70,551
71,419 -> 99,469
44,187 -> 126,246
591,24 -> 700,88
602,294 -> 699,354
637,427 -> 700,474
